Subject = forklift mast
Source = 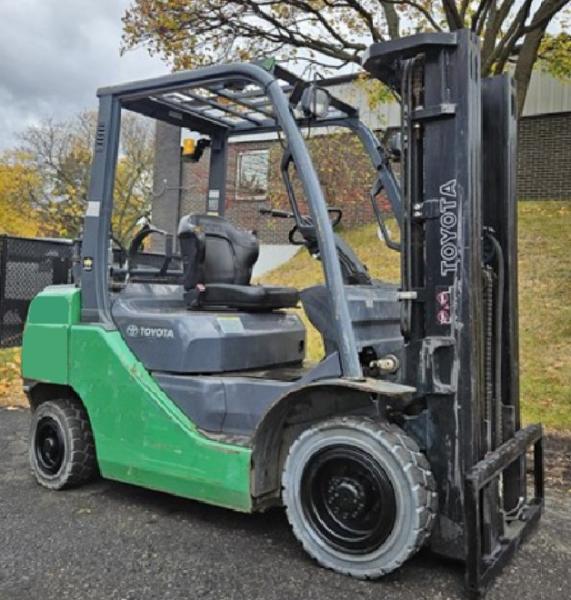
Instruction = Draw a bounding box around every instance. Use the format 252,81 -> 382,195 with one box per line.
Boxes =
363,30 -> 543,597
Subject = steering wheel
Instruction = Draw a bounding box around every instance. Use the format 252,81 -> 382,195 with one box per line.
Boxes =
288,209 -> 342,248
260,206 -> 343,248
288,224 -> 307,246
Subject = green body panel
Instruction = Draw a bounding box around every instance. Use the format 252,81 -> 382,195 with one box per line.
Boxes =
21,285 -> 81,384
22,286 -> 253,512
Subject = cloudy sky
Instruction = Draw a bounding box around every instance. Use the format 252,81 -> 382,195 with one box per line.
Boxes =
0,0 -> 166,150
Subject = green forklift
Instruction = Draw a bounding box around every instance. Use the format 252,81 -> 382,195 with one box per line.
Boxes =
15,31 -> 543,598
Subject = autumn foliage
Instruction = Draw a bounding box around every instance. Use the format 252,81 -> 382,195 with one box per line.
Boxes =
0,112 -> 154,244
122,1 -> 570,116
0,153 -> 41,237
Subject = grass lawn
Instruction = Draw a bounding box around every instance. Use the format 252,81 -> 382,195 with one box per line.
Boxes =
1,202 -> 569,431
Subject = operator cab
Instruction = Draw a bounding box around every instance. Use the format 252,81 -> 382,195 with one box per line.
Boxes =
97,62 -> 404,381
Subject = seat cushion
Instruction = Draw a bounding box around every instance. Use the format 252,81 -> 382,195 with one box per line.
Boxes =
186,284 -> 299,311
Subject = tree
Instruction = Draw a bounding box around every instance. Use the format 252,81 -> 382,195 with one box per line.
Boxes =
20,112 -> 154,244
122,0 -> 570,115
0,152 -> 41,237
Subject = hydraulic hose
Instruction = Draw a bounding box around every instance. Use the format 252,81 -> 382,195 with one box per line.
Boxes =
483,266 -> 494,452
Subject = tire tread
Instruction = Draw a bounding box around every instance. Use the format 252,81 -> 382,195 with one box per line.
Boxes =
30,397 -> 97,490
282,416 -> 437,579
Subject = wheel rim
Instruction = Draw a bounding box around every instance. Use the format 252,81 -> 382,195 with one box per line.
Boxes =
300,444 -> 397,555
34,417 -> 65,475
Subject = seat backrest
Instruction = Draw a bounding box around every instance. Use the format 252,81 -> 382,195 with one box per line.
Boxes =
178,214 -> 259,290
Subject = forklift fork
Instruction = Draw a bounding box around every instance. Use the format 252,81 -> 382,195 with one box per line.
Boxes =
465,424 -> 544,598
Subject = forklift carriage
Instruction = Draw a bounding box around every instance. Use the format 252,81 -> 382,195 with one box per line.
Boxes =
11,30 -> 543,599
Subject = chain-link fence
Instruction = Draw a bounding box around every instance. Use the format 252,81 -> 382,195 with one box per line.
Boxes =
0,235 -> 74,348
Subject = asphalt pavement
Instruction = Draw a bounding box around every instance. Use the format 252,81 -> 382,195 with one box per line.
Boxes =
1,407 -> 569,600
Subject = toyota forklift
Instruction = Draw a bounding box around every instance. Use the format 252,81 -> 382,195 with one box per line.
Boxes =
15,30 -> 543,598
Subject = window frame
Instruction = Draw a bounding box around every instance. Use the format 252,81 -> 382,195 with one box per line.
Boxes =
234,148 -> 270,201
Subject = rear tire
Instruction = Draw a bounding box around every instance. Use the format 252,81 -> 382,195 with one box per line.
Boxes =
282,416 -> 437,578
29,398 -> 98,490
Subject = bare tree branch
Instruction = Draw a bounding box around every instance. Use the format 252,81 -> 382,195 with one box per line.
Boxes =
486,0 -> 534,74
442,0 -> 464,29
382,0 -> 443,32
481,0 -> 512,67
378,1 -> 400,38
471,0 -> 492,33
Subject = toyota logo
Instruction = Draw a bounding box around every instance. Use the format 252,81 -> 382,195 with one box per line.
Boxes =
126,324 -> 139,337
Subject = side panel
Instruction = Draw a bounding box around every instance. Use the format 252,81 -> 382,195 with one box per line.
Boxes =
111,284 -> 306,374
21,285 -> 80,384
68,325 -> 252,511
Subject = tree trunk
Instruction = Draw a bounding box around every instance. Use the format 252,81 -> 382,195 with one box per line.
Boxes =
382,3 -> 400,39
512,0 -> 566,116
514,25 -> 548,116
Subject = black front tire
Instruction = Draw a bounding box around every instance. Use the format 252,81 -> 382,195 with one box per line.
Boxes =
29,398 -> 98,490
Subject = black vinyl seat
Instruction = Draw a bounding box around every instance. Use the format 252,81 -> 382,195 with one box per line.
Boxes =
178,214 -> 299,311
194,283 -> 299,311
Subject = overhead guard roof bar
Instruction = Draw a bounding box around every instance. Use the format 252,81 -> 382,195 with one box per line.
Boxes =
105,61 -> 360,136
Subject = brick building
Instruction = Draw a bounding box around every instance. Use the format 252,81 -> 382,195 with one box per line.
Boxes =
152,69 -> 570,243
153,123 -> 384,243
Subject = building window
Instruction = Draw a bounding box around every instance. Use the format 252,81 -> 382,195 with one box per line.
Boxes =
236,149 -> 269,200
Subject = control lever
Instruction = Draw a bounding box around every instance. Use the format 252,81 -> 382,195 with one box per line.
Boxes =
258,207 -> 295,219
